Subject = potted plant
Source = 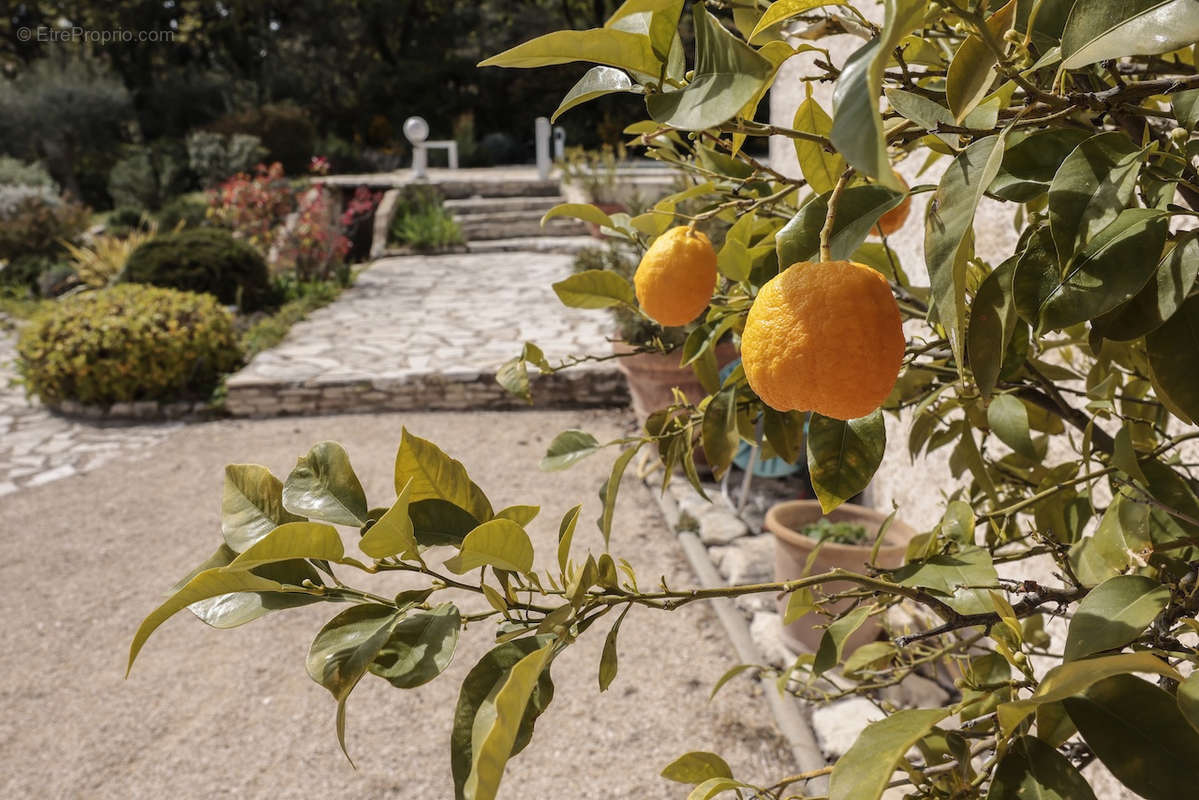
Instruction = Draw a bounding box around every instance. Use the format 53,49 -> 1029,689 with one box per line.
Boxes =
765,500 -> 916,653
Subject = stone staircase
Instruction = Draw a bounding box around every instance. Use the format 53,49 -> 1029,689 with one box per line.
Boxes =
447,193 -> 593,253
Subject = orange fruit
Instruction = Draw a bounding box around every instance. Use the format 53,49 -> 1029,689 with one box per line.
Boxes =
633,226 -> 718,327
873,173 -> 911,237
740,260 -> 905,420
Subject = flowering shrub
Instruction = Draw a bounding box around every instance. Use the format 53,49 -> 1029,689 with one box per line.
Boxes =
340,185 -> 381,261
276,185 -> 351,283
207,162 -> 294,253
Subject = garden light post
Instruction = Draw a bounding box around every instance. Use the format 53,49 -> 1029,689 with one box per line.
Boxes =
403,115 -> 430,179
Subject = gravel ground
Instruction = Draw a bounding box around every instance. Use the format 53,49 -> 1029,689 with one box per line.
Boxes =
0,408 -> 791,799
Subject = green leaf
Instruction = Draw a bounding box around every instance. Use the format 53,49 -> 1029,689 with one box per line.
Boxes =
763,407 -> 804,464
306,603 -> 400,761
606,0 -> 685,62
988,394 -> 1038,459
221,464 -> 304,552
181,546 -> 324,629
776,186 -> 904,266
282,441 -> 369,526
551,269 -> 636,309
990,129 -> 1092,202
541,202 -> 616,230
479,27 -> 662,75
129,567 -> 310,675
968,258 -> 1018,399
925,134 -> 1008,368
814,605 -> 873,675
368,602 -> 462,689
1047,131 -> 1143,263
451,637 -> 556,800
749,0 -> 847,40
1067,491 -> 1151,587
1039,208 -> 1168,332
701,387 -> 739,480
1175,88 -> 1199,130
462,643 -> 554,800
541,429 -> 603,471
359,478 -> 419,561
785,586 -> 817,623
843,641 -> 896,677
828,708 -> 951,800
1061,0 -> 1199,68
1012,226 -> 1058,326
1147,294 -> 1199,423
829,0 -> 924,184
996,651 -> 1181,736
443,519 -> 535,575
1064,674 -> 1199,800
598,446 -> 639,548
395,428 -> 493,523
1177,671 -> 1199,734
806,410 -> 886,513
716,211 -> 756,282
646,5 -> 774,130
709,664 -> 755,699
1063,574 -> 1169,661
227,521 -> 345,570
557,505 -> 581,573
792,89 -> 843,195
946,0 -> 1017,122
985,735 -> 1098,800
495,505 -> 540,525
598,603 -> 632,691
409,498 -> 480,548
551,67 -> 638,123
890,546 -> 999,615
1095,234 -> 1199,341
661,751 -> 734,784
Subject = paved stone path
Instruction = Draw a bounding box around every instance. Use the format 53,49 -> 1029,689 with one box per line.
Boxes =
225,252 -> 626,416
0,322 -> 179,496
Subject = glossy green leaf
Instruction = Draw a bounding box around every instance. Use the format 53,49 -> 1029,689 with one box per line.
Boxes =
551,67 -> 637,123
359,478 -> 418,561
829,0 -> 924,184
926,134 -> 1007,368
661,751 -> 734,784
598,446 -> 639,548
495,505 -> 540,525
828,708 -> 950,800
985,735 -> 1097,800
946,0 -> 1017,122
1061,0 -> 1199,68
444,519 -> 535,575
1063,574 -> 1169,660
1064,674 -> 1199,800
557,505 -> 581,573
227,521 -> 345,570
1012,226 -> 1057,326
463,642 -> 553,800
451,637 -> 556,800
395,428 -> 493,523
843,641 -> 896,676
541,202 -> 616,230
479,27 -> 661,75
409,499 -> 480,548
1047,131 -> 1143,263
646,6 -> 773,130
997,651 -> 1181,736
1039,208 -> 1168,331
988,394 -> 1038,459
806,410 -> 886,513
282,441 -> 368,526
814,605 -> 872,675
128,567 -> 310,675
369,602 -> 461,689
776,186 -> 904,266
1175,88 -> 1199,130
182,546 -> 324,629
221,464 -> 304,552
749,0 -> 846,40
1177,671 -> 1199,734
552,269 -> 635,309
891,546 -> 999,615
1067,491 -> 1150,587
1095,234 -> 1199,341
1147,294 -> 1199,423
716,211 -> 755,282
598,603 -> 632,691
792,89 -> 843,194
606,0 -> 685,62
541,429 -> 602,471
763,407 -> 804,464
702,387 -> 739,480
968,258 -> 1018,399
990,129 -> 1091,202
306,603 -> 400,761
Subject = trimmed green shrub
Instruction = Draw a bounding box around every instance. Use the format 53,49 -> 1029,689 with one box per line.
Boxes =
156,195 -> 211,230
17,284 -> 242,405
124,227 -> 271,310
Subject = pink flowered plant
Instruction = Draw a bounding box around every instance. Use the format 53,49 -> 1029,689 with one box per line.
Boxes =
207,162 -> 294,253
276,185 -> 351,281
309,156 -> 331,176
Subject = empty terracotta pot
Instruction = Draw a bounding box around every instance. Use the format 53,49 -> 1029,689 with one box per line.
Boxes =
766,500 -> 916,654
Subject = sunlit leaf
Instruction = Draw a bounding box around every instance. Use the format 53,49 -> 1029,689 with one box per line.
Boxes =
807,410 -> 886,513
283,441 -> 369,527
395,428 -> 494,522
443,519 -> 535,575
1061,0 -> 1199,68
1063,574 -> 1169,660
221,464 -> 304,552
828,708 -> 951,800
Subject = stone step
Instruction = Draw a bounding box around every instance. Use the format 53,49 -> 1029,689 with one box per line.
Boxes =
444,195 -> 566,214
459,215 -> 588,240
436,178 -> 561,200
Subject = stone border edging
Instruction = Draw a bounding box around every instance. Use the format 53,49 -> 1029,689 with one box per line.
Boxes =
46,398 -> 221,422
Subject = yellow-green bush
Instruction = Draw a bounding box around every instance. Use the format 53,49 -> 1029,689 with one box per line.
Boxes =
17,284 -> 242,405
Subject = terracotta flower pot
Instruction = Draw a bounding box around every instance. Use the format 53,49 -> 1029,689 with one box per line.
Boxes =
766,500 -> 916,654
614,341 -> 737,425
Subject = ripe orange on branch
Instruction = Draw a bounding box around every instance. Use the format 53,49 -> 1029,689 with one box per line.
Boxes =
740,260 -> 905,421
874,173 -> 911,237
634,226 -> 718,327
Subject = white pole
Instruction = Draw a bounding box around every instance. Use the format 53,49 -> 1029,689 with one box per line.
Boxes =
535,116 -> 551,179
552,126 -> 566,161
